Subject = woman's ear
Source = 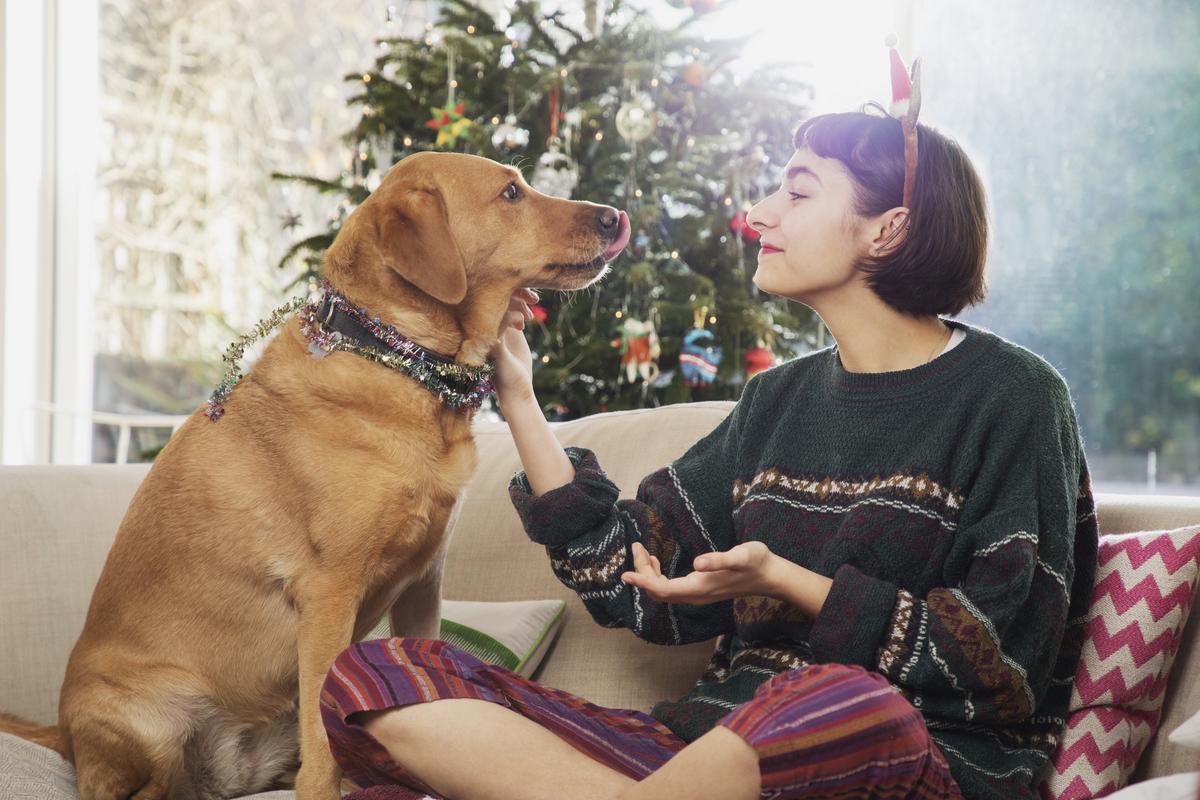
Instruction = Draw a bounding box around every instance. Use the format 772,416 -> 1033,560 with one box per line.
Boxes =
869,208 -> 910,257
375,186 -> 468,305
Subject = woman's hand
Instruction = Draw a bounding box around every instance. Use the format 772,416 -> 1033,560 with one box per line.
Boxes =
490,288 -> 539,407
620,540 -> 781,605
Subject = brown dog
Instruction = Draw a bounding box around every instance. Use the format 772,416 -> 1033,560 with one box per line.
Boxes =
0,151 -> 630,800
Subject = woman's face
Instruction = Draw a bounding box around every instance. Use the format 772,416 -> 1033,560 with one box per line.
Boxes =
746,147 -> 871,304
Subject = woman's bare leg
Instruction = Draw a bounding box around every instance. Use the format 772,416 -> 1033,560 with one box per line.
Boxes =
358,699 -> 637,800
619,726 -> 759,800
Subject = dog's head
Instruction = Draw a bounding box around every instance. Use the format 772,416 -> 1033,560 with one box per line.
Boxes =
333,151 -> 629,306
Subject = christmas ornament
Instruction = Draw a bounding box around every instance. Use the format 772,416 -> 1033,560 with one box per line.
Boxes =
682,62 -> 709,88
611,317 -> 661,384
631,228 -> 650,258
491,113 -> 530,151
531,142 -> 579,198
529,303 -> 548,324
679,328 -> 722,387
531,84 -> 579,198
280,211 -> 302,232
425,46 -> 473,149
615,94 -> 657,143
744,341 -> 778,379
729,210 -> 760,242
425,101 -> 473,148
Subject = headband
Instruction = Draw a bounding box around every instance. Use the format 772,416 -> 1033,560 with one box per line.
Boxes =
885,34 -> 922,209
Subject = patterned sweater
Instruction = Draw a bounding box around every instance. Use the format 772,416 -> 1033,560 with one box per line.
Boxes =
509,319 -> 1099,800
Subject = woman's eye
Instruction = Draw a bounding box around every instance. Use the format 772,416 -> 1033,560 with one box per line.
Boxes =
502,182 -> 522,201
788,192 -> 808,201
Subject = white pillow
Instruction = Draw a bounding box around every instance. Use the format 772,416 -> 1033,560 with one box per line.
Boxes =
1103,772 -> 1200,800
1168,708 -> 1200,751
361,598 -> 566,679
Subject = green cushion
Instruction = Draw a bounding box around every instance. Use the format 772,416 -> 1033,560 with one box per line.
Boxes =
361,598 -> 566,679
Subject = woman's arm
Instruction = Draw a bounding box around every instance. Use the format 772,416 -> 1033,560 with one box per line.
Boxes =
490,291 -> 755,644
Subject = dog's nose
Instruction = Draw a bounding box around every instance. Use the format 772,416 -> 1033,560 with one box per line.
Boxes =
596,207 -> 620,234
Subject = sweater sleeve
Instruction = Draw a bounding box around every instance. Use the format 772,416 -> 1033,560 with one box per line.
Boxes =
507,377 -> 760,645
808,375 -> 1098,726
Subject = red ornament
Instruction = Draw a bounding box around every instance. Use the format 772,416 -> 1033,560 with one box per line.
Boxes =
530,303 -> 548,323
729,211 -> 760,241
745,345 -> 777,378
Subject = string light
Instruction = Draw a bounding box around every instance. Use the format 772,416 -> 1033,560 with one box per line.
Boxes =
466,24 -> 476,34
362,73 -> 372,83
671,250 -> 680,259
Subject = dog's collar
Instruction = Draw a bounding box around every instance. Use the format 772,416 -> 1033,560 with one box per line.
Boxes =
298,280 -> 495,412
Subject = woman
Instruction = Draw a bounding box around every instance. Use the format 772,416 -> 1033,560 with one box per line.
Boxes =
319,90 -> 1098,800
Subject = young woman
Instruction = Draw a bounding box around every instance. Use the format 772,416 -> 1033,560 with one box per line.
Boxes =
318,104 -> 1098,800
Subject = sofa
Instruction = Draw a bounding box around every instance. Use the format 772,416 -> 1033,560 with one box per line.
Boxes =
2,400 -> 1199,798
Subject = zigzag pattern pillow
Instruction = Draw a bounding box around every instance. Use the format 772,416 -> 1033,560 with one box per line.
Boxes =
1039,524 -> 1200,799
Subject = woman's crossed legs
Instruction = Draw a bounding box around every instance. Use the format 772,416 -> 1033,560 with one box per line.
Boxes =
320,638 -> 962,800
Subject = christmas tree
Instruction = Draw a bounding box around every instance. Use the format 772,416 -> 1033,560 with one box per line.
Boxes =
275,0 -> 819,418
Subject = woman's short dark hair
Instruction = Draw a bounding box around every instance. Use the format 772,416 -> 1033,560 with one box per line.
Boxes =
793,111 -> 988,317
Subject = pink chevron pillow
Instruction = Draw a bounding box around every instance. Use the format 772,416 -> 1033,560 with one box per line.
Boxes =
1039,524 -> 1200,800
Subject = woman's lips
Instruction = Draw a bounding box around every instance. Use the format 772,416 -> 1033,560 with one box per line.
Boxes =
760,243 -> 783,254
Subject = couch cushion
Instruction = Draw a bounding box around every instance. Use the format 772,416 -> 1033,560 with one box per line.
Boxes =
0,465 -> 152,725
1037,525 -> 1200,799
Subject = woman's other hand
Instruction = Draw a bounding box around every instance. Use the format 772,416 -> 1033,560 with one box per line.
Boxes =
620,541 -> 778,605
620,541 -> 833,615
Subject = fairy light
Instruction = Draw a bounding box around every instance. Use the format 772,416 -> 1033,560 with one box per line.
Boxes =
671,250 -> 680,259
541,355 -> 550,363
362,73 -> 372,83
466,24 -> 476,34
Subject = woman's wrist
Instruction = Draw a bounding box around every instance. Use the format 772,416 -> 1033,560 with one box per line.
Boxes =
765,555 -> 834,618
501,388 -> 575,496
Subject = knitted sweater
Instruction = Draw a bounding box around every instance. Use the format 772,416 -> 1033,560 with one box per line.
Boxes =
509,319 -> 1098,800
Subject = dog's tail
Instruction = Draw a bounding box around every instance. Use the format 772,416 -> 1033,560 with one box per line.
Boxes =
0,711 -> 67,756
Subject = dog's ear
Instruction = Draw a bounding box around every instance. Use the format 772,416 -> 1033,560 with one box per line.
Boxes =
376,186 -> 467,305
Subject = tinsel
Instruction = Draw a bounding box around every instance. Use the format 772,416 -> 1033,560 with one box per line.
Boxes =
204,281 -> 495,422
297,280 -> 494,411
204,296 -> 309,421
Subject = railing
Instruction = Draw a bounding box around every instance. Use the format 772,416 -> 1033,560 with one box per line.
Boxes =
35,403 -> 189,464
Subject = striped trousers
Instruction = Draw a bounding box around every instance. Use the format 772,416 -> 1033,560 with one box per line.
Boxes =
321,638 -> 963,800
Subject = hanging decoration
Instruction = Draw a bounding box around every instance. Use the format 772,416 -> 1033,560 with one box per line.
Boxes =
615,92 -> 657,143
491,93 -> 530,152
492,114 -> 530,152
744,339 -> 778,379
729,210 -> 759,242
612,317 -> 661,384
425,47 -> 473,148
679,307 -> 723,387
531,83 -> 579,198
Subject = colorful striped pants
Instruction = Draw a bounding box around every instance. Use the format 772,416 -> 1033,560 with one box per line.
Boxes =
321,638 -> 963,800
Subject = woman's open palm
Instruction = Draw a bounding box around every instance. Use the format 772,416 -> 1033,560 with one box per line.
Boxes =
620,540 -> 776,605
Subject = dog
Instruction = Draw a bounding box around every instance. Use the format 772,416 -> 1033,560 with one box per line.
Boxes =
0,151 -> 630,800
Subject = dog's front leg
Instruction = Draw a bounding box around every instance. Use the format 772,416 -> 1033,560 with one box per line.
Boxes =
294,583 -> 359,800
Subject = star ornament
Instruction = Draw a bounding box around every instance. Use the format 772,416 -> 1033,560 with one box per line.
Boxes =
425,102 -> 473,148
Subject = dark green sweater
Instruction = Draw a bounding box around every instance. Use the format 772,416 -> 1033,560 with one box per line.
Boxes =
509,318 -> 1098,800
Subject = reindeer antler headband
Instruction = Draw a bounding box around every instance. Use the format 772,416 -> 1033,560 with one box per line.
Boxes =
886,33 -> 922,209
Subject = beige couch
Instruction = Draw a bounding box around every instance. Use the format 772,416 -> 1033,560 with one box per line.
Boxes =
3,400 -> 1200,797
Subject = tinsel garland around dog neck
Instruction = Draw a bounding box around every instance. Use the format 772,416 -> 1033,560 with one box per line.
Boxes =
203,280 -> 494,421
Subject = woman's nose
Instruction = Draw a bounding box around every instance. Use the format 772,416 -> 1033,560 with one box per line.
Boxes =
746,197 -> 772,231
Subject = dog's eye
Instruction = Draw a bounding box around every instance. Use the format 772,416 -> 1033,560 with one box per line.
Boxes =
502,182 -> 522,202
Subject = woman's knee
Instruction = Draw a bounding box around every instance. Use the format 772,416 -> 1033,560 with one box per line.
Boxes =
752,663 -> 923,733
